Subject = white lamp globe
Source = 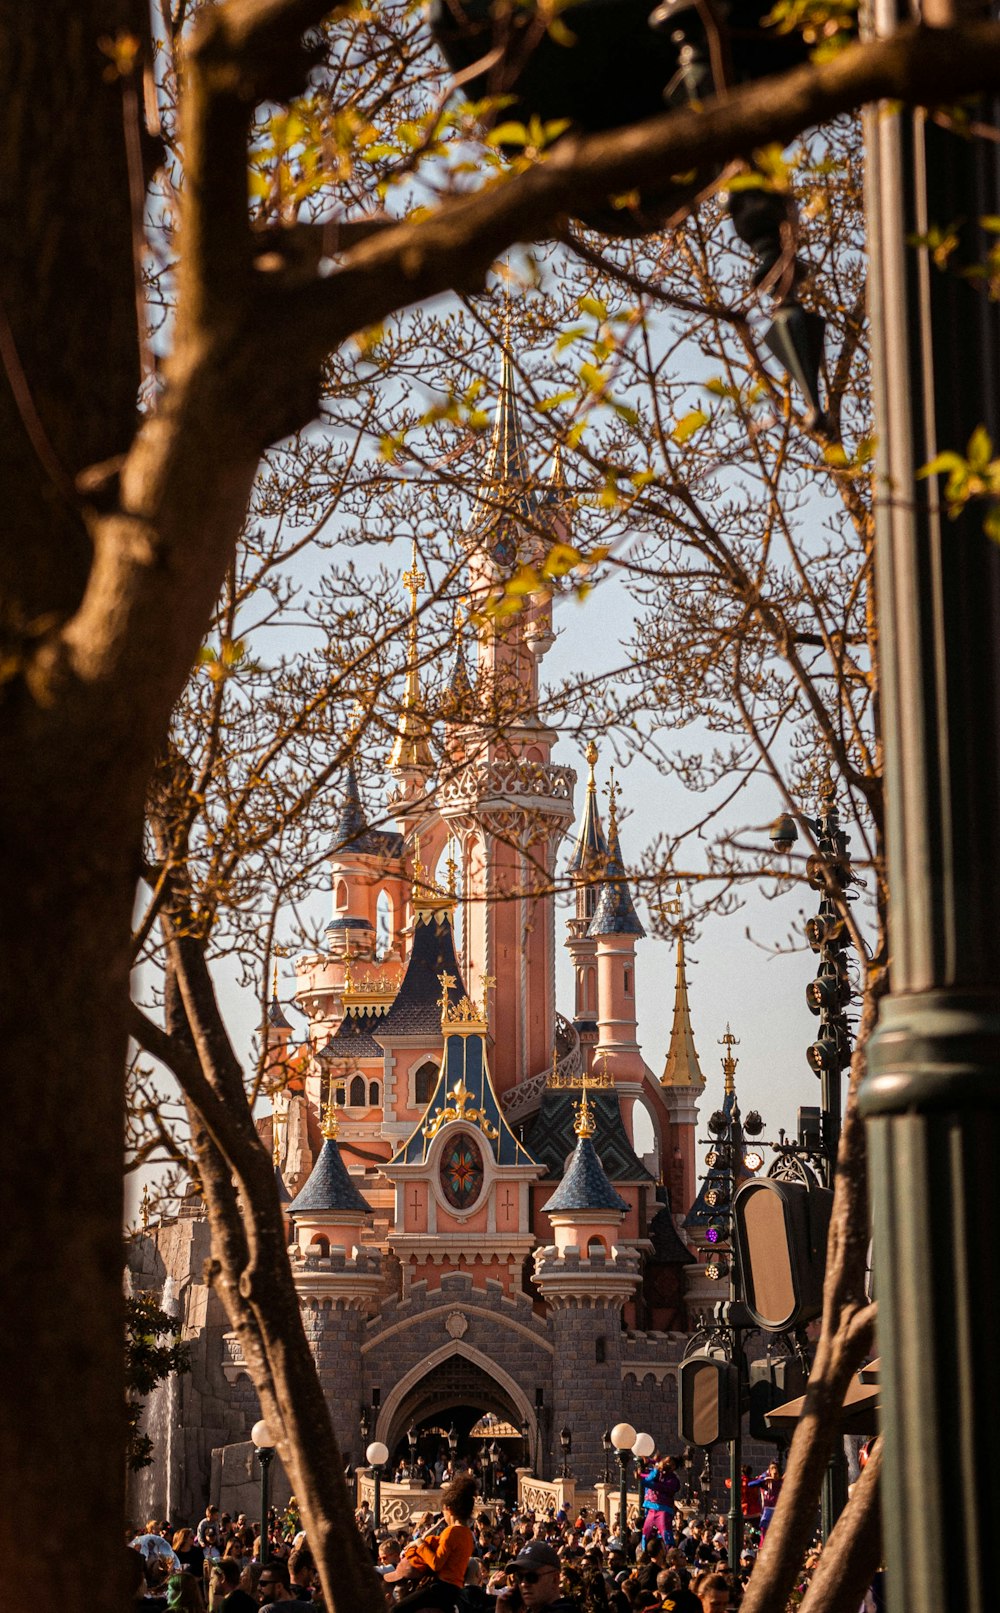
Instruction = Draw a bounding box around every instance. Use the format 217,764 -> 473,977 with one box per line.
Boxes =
366,1441 -> 390,1467
632,1432 -> 655,1459
610,1422 -> 637,1451
251,1419 -> 274,1449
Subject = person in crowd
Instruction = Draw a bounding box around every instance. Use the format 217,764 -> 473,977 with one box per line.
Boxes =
641,1459 -> 680,1549
287,1544 -> 315,1601
257,1560 -> 313,1609
197,1508 -> 221,1549
164,1570 -> 207,1611
172,1529 -> 205,1581
746,1462 -> 782,1543
207,1558 -> 255,1612
384,1473 -> 477,1610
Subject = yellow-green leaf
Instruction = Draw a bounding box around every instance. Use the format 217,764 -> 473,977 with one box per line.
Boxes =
672,407 -> 710,444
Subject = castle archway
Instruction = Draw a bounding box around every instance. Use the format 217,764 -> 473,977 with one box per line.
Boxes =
375,1340 -> 536,1465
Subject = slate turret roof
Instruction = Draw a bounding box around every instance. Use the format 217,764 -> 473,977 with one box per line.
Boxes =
567,743 -> 609,876
288,1137 -> 373,1216
267,994 -> 292,1031
333,764 -> 404,859
375,911 -> 464,1038
544,1135 -> 629,1215
588,815 -> 645,937
319,1009 -> 385,1061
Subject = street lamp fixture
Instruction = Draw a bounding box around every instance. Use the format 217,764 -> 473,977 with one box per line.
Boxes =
610,1422 -> 637,1550
559,1425 -> 572,1479
448,1424 -> 459,1461
251,1419 -> 276,1566
366,1440 -> 389,1531
360,1403 -> 371,1444
601,1428 -> 613,1486
407,1423 -> 418,1480
520,1417 -> 531,1471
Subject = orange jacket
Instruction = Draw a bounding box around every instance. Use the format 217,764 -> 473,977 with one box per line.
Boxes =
403,1523 -> 474,1589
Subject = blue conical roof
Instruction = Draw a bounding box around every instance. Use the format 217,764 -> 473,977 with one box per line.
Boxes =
588,818 -> 645,937
289,1138 -> 372,1216
567,752 -> 609,876
544,1134 -> 629,1215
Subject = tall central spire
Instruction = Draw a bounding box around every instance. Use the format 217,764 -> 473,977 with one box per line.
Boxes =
388,540 -> 435,774
660,894 -> 705,1089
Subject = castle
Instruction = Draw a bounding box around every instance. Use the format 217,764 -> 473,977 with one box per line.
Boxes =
128,352 -> 737,1524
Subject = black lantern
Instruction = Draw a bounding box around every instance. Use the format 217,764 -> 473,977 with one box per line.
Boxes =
520,1416 -> 532,1471
359,1403 -> 371,1443
559,1425 -> 572,1479
448,1423 -> 459,1459
407,1423 -> 419,1479
601,1427 -> 613,1486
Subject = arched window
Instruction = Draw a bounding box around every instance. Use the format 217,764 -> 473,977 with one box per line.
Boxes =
334,878 -> 348,911
623,966 -> 633,997
585,966 -> 597,1012
310,1234 -> 330,1257
368,1080 -> 381,1107
349,1074 -> 366,1107
335,1085 -> 346,1107
414,1061 -> 438,1106
376,889 -> 393,960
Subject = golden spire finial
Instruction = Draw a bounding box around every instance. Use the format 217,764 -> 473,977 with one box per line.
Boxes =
412,834 -> 427,894
272,1106 -> 287,1166
574,1088 -> 596,1139
552,1043 -> 559,1081
389,540 -> 434,773
585,740 -> 598,792
604,765 -> 621,835
445,837 -> 458,897
272,959 -> 279,998
719,1023 -> 740,1095
321,1079 -> 340,1140
140,1183 -> 150,1231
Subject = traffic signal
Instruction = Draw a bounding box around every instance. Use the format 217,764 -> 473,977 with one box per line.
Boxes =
678,1351 -> 739,1446
732,1176 -> 833,1331
748,1355 -> 810,1440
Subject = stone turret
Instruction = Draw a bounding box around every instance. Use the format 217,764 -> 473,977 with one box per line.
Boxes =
589,770 -> 646,1112
658,923 -> 706,1214
533,1092 -> 641,1483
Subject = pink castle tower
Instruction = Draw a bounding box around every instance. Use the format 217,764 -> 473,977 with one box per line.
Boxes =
438,344 -> 575,1095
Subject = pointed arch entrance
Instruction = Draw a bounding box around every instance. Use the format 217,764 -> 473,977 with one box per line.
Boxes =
375,1340 -> 536,1463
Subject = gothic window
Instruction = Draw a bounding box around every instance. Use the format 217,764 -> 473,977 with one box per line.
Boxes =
349,1074 -> 366,1107
583,885 -> 597,919
335,1085 -> 346,1107
414,1060 -> 438,1106
376,889 -> 393,960
368,1080 -> 380,1107
334,878 -> 348,911
439,1131 -> 485,1211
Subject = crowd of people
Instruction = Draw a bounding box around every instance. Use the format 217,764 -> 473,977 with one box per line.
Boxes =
126,1457 -> 823,1612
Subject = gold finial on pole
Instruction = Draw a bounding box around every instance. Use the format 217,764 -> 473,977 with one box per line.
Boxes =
321,1074 -> 340,1140
445,837 -> 458,897
272,1107 -> 287,1166
574,1088 -> 596,1139
585,740 -> 598,793
604,765 -> 622,834
140,1183 -> 150,1231
719,1024 -> 740,1094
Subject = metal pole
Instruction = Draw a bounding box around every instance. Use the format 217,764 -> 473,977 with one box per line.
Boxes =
258,1448 -> 273,1566
728,1322 -> 743,1571
618,1451 -> 630,1554
861,5 -> 1000,1611
373,1463 -> 382,1531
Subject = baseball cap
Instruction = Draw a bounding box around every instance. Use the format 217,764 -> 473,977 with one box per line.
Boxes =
509,1541 -> 561,1572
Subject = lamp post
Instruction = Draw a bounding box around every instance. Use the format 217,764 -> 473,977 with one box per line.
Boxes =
601,1428 -> 612,1487
251,1419 -> 276,1566
559,1426 -> 572,1480
632,1431 -> 654,1514
490,1440 -> 502,1501
448,1423 -> 459,1469
366,1440 -> 389,1531
682,1446 -> 694,1504
360,1403 -> 371,1447
520,1417 -> 531,1473
610,1422 -> 636,1553
859,10 -> 1000,1610
407,1424 -> 418,1481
